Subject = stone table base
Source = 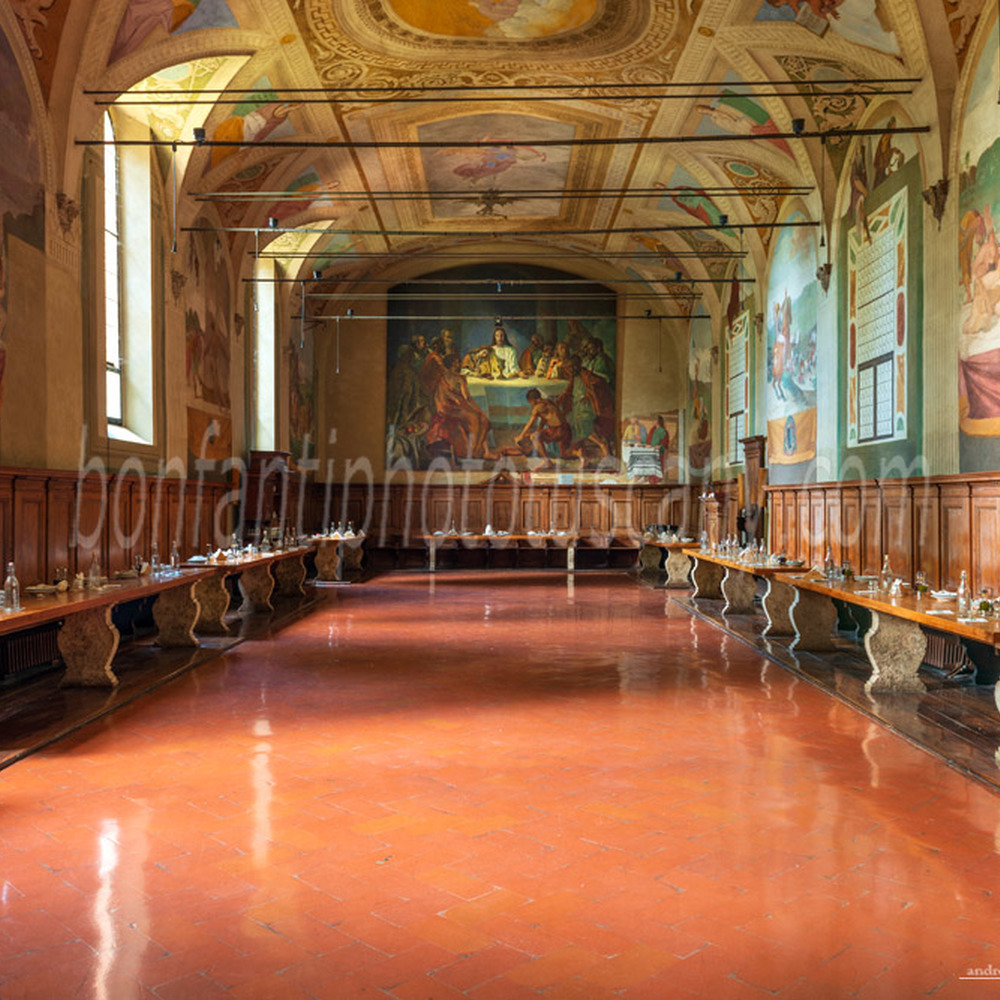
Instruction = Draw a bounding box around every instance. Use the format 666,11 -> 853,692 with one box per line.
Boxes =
638,544 -> 664,575
314,541 -> 341,581
193,574 -> 230,634
665,549 -> 692,589
274,554 -> 307,597
762,578 -> 795,636
789,587 -> 838,651
154,583 -> 200,648
864,611 -> 928,693
691,556 -> 724,600
721,567 -> 757,615
59,607 -> 120,687
342,541 -> 365,574
240,564 -> 275,612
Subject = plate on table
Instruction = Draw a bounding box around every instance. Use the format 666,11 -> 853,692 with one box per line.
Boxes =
930,590 -> 957,600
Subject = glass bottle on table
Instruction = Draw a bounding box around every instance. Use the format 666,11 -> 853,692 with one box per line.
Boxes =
88,552 -> 101,590
150,541 -> 160,576
4,562 -> 20,612
957,570 -> 969,614
170,541 -> 180,572
824,547 -> 834,580
879,554 -> 893,593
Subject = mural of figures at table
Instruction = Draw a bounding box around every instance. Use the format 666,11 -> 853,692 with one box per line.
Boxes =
766,215 -> 818,475
958,18 -> 1000,470
385,264 -> 616,472
687,308 -> 713,477
0,26 -> 46,415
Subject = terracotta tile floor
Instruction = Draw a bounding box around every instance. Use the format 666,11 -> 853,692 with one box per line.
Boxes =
1,571 -> 999,999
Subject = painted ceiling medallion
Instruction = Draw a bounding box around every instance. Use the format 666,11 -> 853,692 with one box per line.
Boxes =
383,0 -> 603,40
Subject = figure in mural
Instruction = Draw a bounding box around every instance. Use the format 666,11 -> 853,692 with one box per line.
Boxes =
545,340 -> 572,379
558,355 -> 614,460
426,355 -> 494,461
520,333 -> 546,374
515,388 -> 572,469
210,99 -> 301,170
771,294 -> 790,401
649,414 -> 670,478
694,99 -> 793,158
849,143 -> 872,243
468,325 -> 525,378
959,209 -> 986,304
872,119 -> 904,188
433,140 -> 547,184
109,0 -> 199,63
962,204 -> 1000,337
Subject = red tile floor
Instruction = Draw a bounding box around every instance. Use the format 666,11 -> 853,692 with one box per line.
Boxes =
1,571 -> 999,999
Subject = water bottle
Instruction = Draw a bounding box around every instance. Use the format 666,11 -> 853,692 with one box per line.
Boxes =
88,552 -> 101,590
170,541 -> 180,572
958,570 -> 969,614
879,554 -> 893,592
824,547 -> 834,580
150,542 -> 160,576
4,562 -> 19,612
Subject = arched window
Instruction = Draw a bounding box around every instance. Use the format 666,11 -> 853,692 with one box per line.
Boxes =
103,112 -> 123,427
253,257 -> 276,449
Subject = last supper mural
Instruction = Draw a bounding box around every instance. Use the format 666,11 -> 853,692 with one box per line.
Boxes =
385,265 -> 617,472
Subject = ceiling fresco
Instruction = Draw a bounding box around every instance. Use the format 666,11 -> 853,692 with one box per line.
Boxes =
15,0 -> 943,324
383,0 -> 603,39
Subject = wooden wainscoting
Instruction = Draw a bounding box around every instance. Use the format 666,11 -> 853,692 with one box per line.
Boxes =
0,467 -> 235,587
765,473 -> 1000,592
304,479 -> 740,548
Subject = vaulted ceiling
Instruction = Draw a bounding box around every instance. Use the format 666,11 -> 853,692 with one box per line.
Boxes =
11,0 -> 987,317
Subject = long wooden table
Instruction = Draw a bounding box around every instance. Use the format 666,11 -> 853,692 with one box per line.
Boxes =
683,549 -> 806,631
788,576 -> 1000,693
183,547 -> 314,634
3,568 -> 214,688
639,538 -> 695,588
423,533 -> 583,572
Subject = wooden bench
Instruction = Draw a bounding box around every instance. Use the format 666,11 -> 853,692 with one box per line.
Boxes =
683,548 -> 807,632
183,547 -> 315,635
0,569 -> 214,688
787,576 -> 1000,694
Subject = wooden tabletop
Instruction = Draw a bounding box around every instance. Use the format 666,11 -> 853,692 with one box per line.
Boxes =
682,549 -> 808,577
0,567 -> 215,637
789,575 -> 1000,646
642,538 -> 697,550
422,533 -> 584,546
182,546 -> 315,575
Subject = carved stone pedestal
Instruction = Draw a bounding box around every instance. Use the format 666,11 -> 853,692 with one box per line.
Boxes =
665,550 -> 692,589
721,567 -> 757,615
274,554 -> 307,597
194,575 -> 231,634
154,584 -> 200,648
314,541 -> 341,581
864,612 -> 928,693
240,564 -> 275,612
59,607 -> 120,687
789,588 -> 838,651
691,556 -> 724,600
342,541 -> 365,575
762,578 -> 795,636
639,544 -> 663,574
